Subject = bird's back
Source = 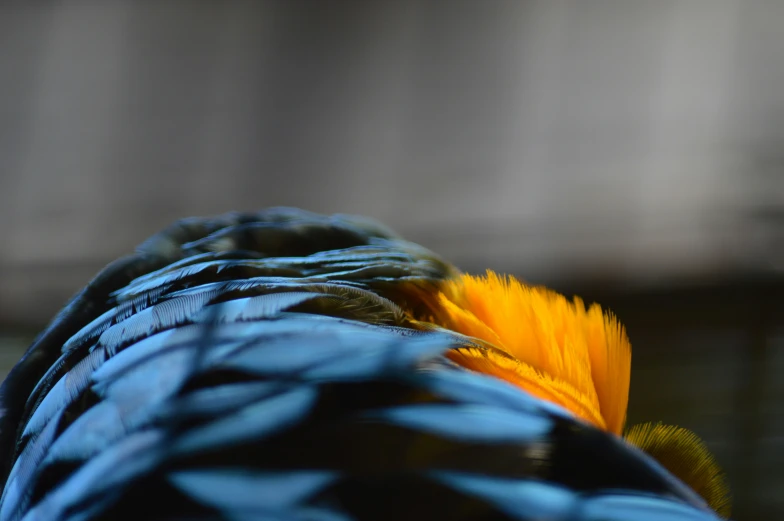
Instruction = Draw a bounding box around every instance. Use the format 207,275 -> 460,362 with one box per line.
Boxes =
0,208 -> 723,520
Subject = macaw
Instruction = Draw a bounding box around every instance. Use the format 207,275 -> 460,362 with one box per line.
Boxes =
0,208 -> 730,520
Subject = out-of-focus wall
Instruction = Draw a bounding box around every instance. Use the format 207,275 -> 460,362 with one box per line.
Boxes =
0,2 -> 782,519
0,1 -> 781,325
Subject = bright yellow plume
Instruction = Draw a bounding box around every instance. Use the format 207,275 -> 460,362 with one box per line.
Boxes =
424,271 -> 632,436
405,270 -> 729,516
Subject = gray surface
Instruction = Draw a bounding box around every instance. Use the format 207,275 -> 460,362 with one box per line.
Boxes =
0,2 -> 782,326
0,336 -> 31,382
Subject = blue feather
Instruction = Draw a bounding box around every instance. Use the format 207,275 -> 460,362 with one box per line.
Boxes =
0,409 -> 65,521
169,470 -> 337,510
20,430 -> 166,521
367,404 -> 552,443
171,386 -> 317,456
411,368 -> 575,421
150,381 -> 283,421
42,401 -> 128,464
432,472 -> 575,520
211,324 -> 453,381
23,348 -> 106,439
576,494 -> 717,521
191,292 -> 324,324
95,292 -> 215,356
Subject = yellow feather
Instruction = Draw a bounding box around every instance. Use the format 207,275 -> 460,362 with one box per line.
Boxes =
625,422 -> 732,518
420,270 -> 631,435
402,270 -> 730,518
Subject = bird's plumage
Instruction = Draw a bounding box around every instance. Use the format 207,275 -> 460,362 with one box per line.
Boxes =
0,208 -> 727,520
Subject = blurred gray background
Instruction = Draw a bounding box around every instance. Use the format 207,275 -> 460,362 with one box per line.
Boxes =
0,2 -> 782,519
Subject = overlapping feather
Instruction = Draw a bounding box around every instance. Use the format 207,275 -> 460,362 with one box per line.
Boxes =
0,208 -> 725,521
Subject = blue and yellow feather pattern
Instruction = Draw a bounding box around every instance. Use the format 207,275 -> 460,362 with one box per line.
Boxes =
0,208 -> 726,520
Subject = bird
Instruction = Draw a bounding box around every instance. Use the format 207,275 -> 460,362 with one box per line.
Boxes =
0,207 -> 731,521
